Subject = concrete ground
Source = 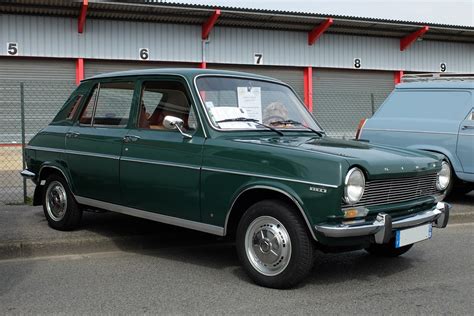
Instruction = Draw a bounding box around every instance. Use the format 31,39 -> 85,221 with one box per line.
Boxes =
0,224 -> 472,314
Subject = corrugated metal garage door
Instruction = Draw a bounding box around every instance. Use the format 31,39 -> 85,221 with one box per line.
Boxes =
0,58 -> 76,81
85,60 -> 197,79
312,69 -> 394,138
0,58 -> 76,144
208,65 -> 304,100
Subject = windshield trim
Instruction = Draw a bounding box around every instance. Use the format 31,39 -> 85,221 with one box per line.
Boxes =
193,74 -> 324,133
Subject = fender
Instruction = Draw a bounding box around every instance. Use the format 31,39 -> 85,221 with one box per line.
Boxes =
406,144 -> 462,174
38,162 -> 75,192
224,181 -> 318,240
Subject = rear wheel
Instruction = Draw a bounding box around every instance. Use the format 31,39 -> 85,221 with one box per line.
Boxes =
43,174 -> 82,231
365,239 -> 413,257
236,200 -> 315,289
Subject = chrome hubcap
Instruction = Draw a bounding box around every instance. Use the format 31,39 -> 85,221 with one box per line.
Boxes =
245,216 -> 292,276
45,181 -> 67,221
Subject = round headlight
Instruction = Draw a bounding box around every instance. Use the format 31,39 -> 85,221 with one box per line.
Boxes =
344,168 -> 365,204
436,161 -> 451,191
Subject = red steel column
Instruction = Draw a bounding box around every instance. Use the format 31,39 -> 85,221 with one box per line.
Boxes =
304,67 -> 313,112
200,62 -> 207,69
394,70 -> 404,85
76,58 -> 84,85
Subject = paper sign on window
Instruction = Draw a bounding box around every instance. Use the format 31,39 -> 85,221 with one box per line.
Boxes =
237,87 -> 262,122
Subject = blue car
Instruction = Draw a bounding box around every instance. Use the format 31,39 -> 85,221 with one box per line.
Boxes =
357,76 -> 474,195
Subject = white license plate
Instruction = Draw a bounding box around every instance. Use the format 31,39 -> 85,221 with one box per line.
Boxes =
395,224 -> 432,248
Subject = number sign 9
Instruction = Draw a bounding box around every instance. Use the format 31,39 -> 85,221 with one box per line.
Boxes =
139,48 -> 149,61
440,63 -> 447,72
7,42 -> 18,56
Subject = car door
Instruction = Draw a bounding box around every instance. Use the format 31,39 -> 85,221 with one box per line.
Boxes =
66,80 -> 136,203
119,78 -> 205,221
457,108 -> 474,173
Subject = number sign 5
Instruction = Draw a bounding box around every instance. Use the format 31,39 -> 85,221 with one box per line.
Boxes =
7,42 -> 18,56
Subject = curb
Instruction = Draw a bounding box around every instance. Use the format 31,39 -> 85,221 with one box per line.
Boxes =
0,213 -> 472,261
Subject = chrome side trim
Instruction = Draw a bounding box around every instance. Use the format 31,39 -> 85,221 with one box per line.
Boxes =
26,145 -> 65,153
202,166 -> 338,188
120,156 -> 200,170
74,196 -> 224,236
25,146 -> 119,160
362,128 -> 458,136
224,185 -> 318,240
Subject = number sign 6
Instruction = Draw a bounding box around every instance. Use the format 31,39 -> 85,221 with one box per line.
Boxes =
139,48 -> 149,61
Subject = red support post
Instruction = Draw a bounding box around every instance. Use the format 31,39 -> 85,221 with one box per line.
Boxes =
303,67 -> 313,112
78,0 -> 88,33
400,26 -> 429,51
308,18 -> 333,45
200,61 -> 207,69
76,58 -> 84,85
202,9 -> 221,40
394,70 -> 404,85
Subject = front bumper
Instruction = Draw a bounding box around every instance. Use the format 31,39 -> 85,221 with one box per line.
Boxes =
315,202 -> 450,244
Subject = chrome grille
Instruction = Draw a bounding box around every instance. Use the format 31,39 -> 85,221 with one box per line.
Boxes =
343,173 -> 438,208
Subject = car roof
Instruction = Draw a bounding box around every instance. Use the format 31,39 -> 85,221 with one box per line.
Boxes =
396,80 -> 474,90
84,68 -> 282,83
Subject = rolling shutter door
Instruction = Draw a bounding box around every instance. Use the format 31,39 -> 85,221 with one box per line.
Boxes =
84,60 -> 197,79
209,65 -> 304,100
312,69 -> 394,138
0,58 -> 76,143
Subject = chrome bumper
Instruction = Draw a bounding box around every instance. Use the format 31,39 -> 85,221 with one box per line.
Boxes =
315,202 -> 450,244
20,169 -> 36,179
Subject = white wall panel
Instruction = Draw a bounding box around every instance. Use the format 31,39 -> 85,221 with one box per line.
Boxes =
0,14 -> 472,73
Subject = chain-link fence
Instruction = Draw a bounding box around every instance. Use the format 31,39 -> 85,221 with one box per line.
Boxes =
314,91 -> 390,139
0,80 -> 389,204
0,80 -> 76,204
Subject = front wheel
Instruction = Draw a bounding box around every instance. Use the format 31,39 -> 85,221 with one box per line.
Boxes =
43,174 -> 82,231
236,200 -> 315,289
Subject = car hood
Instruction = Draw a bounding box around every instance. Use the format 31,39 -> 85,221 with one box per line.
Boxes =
231,135 -> 441,179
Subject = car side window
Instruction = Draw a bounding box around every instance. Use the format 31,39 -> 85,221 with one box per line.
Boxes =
138,81 -> 197,131
79,82 -> 134,127
79,86 -> 99,125
66,95 -> 83,120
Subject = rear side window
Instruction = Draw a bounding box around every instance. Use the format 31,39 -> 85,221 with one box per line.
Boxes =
375,90 -> 472,120
79,82 -> 135,127
66,95 -> 83,120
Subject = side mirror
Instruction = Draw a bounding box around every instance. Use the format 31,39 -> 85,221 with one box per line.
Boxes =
163,115 -> 192,139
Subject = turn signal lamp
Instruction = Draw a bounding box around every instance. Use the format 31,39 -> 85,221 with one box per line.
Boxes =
343,207 -> 369,219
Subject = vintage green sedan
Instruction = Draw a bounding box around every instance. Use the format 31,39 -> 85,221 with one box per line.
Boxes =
21,69 -> 450,288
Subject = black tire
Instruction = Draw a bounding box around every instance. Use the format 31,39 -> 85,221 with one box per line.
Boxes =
365,239 -> 413,257
42,174 -> 82,231
236,199 -> 315,289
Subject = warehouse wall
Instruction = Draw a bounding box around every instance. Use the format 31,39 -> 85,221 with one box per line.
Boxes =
1,14 -> 473,72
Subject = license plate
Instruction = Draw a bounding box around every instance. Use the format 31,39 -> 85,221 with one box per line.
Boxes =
395,224 -> 432,248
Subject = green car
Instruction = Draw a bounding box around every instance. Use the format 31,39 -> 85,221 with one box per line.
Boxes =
21,69 -> 451,288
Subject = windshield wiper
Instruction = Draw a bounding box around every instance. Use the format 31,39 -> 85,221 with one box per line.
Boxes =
270,120 -> 324,137
216,117 -> 284,136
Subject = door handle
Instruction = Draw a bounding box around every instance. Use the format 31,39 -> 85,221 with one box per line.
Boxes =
123,135 -> 141,143
66,132 -> 80,138
461,125 -> 474,130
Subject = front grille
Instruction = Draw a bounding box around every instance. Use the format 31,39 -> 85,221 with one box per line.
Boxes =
343,173 -> 438,208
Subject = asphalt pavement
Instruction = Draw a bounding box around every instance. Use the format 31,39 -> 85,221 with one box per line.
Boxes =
0,224 -> 473,314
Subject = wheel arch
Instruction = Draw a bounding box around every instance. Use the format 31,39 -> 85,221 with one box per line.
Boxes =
224,185 -> 317,241
406,144 -> 461,174
33,163 -> 74,206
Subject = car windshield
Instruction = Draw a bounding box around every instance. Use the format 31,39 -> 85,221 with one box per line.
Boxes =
196,76 -> 323,132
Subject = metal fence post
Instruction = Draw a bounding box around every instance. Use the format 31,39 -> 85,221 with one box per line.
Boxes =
370,93 -> 375,115
20,82 -> 27,204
